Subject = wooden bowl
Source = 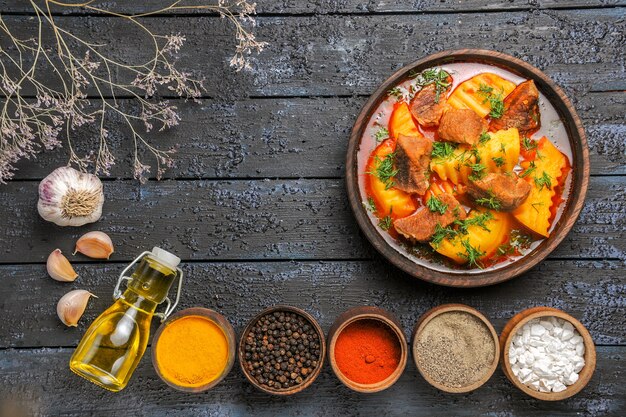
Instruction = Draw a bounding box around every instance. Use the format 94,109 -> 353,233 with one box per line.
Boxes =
238,305 -> 326,396
327,306 -> 408,393
151,307 -> 236,393
345,49 -> 590,287
412,304 -> 499,393
499,306 -> 596,401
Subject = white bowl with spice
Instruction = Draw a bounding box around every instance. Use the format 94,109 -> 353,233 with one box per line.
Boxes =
412,304 -> 500,393
499,306 -> 596,401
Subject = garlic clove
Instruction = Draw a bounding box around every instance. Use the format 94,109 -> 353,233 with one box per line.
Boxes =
47,249 -> 78,282
57,290 -> 97,327
38,166 -> 104,227
74,231 -> 114,259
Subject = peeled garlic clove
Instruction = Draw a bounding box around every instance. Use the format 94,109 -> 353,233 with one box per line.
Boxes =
57,290 -> 97,327
38,166 -> 104,227
74,231 -> 114,259
47,249 -> 78,282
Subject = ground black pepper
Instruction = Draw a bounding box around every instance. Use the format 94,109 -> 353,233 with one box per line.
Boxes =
243,310 -> 321,391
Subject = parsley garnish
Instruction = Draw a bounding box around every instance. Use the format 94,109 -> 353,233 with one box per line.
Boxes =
479,131 -> 491,144
367,152 -> 398,190
492,156 -> 505,167
410,68 -> 451,103
373,127 -> 389,143
534,171 -> 552,190
426,195 -> 448,215
431,223 -> 457,248
458,239 -> 486,268
522,137 -> 538,151
431,141 -> 457,160
478,83 -> 505,119
379,215 -> 393,231
475,194 -> 502,210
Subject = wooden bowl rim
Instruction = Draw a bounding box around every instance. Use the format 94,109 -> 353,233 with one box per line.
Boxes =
411,303 -> 500,393
345,48 -> 590,287
237,304 -> 326,396
499,306 -> 596,401
327,307 -> 408,393
151,307 -> 236,393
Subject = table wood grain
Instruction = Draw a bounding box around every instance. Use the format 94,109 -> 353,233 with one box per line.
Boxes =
0,1 -> 624,416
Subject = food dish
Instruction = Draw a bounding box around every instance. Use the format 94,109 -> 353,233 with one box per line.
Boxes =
346,50 -> 589,287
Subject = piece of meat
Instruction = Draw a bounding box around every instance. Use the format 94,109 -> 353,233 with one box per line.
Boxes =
409,83 -> 449,127
437,108 -> 488,145
394,134 -> 432,195
394,193 -> 467,242
467,173 -> 532,211
490,80 -> 540,133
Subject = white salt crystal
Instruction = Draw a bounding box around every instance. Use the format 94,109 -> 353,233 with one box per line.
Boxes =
576,343 -> 585,356
531,324 -> 546,337
563,321 -> 574,332
564,372 -> 579,386
540,320 -> 554,330
553,382 -> 567,392
561,329 -> 574,341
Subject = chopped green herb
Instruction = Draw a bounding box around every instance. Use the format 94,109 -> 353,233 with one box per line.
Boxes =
455,211 -> 493,234
500,143 -> 507,154
496,230 -> 533,256
366,197 -> 376,213
492,156 -> 506,167
458,239 -> 485,268
519,161 -> 536,178
522,137 -> 538,151
367,152 -> 398,190
426,195 -> 448,215
431,223 -> 457,248
479,131 -> 491,144
468,163 -> 486,181
452,206 -> 461,217
531,201 -> 545,212
373,126 -> 389,143
387,87 -> 405,101
476,194 -> 502,210
478,83 -> 505,119
409,68 -> 451,103
431,141 -> 457,160
379,215 -> 393,231
534,171 -> 553,190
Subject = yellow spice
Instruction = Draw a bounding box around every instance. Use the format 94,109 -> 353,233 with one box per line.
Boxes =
155,315 -> 229,387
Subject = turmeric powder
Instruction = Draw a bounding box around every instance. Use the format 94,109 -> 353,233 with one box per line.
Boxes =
155,315 -> 229,387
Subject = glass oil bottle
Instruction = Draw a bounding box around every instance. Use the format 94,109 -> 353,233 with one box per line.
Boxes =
70,247 -> 183,392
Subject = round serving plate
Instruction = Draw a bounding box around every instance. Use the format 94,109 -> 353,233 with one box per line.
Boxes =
345,49 -> 589,287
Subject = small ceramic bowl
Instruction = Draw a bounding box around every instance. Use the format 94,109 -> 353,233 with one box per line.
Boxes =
238,305 -> 326,396
412,304 -> 500,393
500,306 -> 596,401
152,307 -> 236,393
327,306 -> 408,393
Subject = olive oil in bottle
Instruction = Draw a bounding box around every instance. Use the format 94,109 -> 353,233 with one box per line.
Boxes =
70,247 -> 183,392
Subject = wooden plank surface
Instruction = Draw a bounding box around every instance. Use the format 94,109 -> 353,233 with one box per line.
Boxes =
1,260 -> 624,348
0,176 -> 624,263
2,0 -> 624,14
2,8 -> 625,99
7,91 -> 626,180
0,346 -> 623,416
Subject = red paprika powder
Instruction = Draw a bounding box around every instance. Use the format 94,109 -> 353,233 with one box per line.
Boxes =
334,319 -> 402,384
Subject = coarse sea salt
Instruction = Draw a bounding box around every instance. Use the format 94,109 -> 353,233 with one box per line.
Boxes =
509,316 -> 585,393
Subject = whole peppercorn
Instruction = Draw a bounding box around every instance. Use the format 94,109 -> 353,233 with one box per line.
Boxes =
243,310 -> 322,391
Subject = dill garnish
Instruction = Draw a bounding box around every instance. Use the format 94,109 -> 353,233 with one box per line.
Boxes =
479,131 -> 491,144
478,83 -> 505,119
431,223 -> 457,248
426,195 -> 448,215
476,194 -> 502,210
379,214 -> 393,231
534,171 -> 553,190
522,137 -> 538,151
367,152 -> 398,190
373,126 -> 389,143
409,68 -> 451,103
431,141 -> 457,160
458,239 -> 486,268
492,156 -> 506,167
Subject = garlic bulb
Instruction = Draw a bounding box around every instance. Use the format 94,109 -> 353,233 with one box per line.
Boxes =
57,290 -> 97,327
47,249 -> 78,282
74,231 -> 114,259
38,167 -> 104,226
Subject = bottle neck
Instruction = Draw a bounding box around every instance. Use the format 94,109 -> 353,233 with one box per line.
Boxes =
120,289 -> 159,314
126,257 -> 177,304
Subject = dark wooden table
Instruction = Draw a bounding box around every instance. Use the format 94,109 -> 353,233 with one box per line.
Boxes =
0,1 -> 624,416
